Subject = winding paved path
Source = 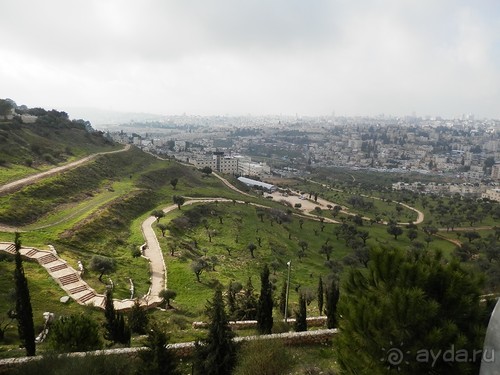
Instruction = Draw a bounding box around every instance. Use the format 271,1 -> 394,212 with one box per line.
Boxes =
0,165 -> 428,311
0,198 -> 242,311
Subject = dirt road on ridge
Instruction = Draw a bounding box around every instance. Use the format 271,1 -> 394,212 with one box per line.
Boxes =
0,144 -> 130,196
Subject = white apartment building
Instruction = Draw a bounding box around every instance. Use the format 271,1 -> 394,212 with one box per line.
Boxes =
491,164 -> 500,181
191,152 -> 239,174
482,189 -> 500,202
238,160 -> 271,177
191,152 -> 270,176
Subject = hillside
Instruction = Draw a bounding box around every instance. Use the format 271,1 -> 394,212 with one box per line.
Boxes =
0,99 -> 117,184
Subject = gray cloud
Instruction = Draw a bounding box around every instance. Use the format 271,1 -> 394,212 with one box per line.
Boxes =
0,0 -> 499,118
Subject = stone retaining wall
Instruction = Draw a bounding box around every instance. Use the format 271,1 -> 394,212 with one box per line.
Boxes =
0,329 -> 337,372
193,316 -> 327,330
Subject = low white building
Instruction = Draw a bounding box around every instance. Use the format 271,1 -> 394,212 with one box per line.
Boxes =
237,177 -> 277,192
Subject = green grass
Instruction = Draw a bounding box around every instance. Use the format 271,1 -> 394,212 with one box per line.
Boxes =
23,180 -> 133,231
0,118 -> 119,185
0,146 -> 481,363
152,201 -> 456,341
0,258 -> 105,358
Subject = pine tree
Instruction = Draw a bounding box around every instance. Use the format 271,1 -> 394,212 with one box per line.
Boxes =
256,264 -> 273,334
325,279 -> 339,329
13,233 -> 36,356
336,247 -> 488,374
317,276 -> 324,316
138,322 -> 179,375
193,288 -> 237,375
294,293 -> 307,332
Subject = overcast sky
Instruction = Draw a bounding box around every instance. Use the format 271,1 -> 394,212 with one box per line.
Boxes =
1,0 -> 499,119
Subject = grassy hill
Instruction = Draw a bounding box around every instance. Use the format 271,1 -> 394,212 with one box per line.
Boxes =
0,103 -> 493,370
0,100 -> 118,185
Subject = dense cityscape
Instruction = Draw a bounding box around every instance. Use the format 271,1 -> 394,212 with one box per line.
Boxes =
109,114 -> 500,200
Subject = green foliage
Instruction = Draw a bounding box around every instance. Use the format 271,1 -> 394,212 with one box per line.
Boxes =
234,339 -> 294,375
317,276 -> 324,315
230,278 -> 258,321
159,289 -> 177,308
137,322 -> 180,375
193,288 -> 237,375
387,224 -> 403,240
278,280 -> 287,317
200,166 -> 213,176
191,258 -> 209,282
14,233 -> 36,356
336,247 -> 488,374
325,279 -> 339,329
0,99 -> 13,116
49,313 -> 102,352
170,178 -> 178,190
90,255 -> 116,282
128,300 -> 148,335
152,209 -> 165,222
294,292 -> 307,332
157,222 -> 168,236
256,264 -> 273,334
104,288 -> 131,345
172,195 -> 185,209
0,148 -> 145,226
12,353 -> 139,375
0,108 -> 114,183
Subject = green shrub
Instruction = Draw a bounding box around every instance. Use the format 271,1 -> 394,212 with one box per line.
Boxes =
271,320 -> 290,334
49,314 -> 102,353
131,247 -> 142,258
13,353 -> 138,375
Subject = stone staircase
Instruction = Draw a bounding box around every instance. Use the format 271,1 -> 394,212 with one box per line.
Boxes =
0,238 -> 162,311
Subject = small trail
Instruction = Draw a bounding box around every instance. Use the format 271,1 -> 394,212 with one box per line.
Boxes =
0,144 -> 130,196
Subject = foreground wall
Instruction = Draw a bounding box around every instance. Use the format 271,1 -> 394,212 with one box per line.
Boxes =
0,329 -> 337,373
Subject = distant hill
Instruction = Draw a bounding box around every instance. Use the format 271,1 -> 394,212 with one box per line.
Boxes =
65,106 -> 167,128
0,99 -> 116,168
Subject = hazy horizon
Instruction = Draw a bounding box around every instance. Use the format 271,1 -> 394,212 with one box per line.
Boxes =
1,1 -> 499,119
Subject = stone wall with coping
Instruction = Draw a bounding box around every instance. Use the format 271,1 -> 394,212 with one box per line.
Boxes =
0,329 -> 337,373
192,316 -> 328,330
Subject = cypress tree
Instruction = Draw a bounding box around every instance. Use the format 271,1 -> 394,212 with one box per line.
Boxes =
104,287 -> 116,341
294,293 -> 307,332
193,287 -> 237,375
325,279 -> 340,329
13,233 -> 36,356
129,299 -> 148,335
317,276 -> 324,316
104,288 -> 130,345
256,264 -> 273,334
279,280 -> 287,316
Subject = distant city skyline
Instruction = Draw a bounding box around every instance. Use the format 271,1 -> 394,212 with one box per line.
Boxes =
1,0 -> 499,119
